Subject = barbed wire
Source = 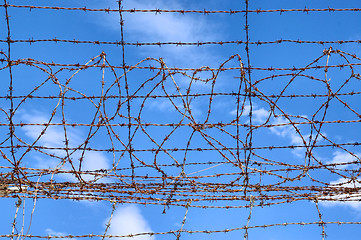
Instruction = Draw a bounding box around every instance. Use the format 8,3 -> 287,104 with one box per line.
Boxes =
1,1 -> 361,239
1,219 -> 361,239
2,4 -> 361,14
3,53 -> 361,71
1,38 -> 361,46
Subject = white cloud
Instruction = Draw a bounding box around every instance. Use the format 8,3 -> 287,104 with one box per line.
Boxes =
21,111 -> 82,156
82,151 -> 110,172
269,116 -> 314,158
110,0 -> 216,43
145,96 -> 203,120
327,151 -> 361,169
45,228 -> 76,240
93,0 -> 220,67
124,1 -> 200,43
19,110 -> 110,182
147,98 -> 177,112
231,105 -> 321,158
230,104 -> 270,124
318,152 -> 361,210
319,177 -> 361,210
253,108 -> 270,124
107,205 -> 155,240
230,105 -> 250,117
123,0 -> 218,66
269,117 -> 292,137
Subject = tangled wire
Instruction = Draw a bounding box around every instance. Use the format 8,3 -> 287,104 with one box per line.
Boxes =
1,1 -> 361,239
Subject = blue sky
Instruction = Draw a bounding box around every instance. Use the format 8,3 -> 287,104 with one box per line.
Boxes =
1,0 -> 361,239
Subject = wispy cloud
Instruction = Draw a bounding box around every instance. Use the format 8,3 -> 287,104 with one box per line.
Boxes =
123,1 -> 202,43
45,228 -> 76,240
107,205 -> 154,240
230,104 -> 321,157
327,150 -> 361,169
147,98 -> 179,112
94,0 -> 221,66
230,104 -> 270,124
19,110 -> 110,182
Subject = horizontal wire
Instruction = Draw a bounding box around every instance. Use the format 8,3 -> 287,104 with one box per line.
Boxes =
2,4 -> 361,14
1,142 -> 360,152
1,38 -> 361,46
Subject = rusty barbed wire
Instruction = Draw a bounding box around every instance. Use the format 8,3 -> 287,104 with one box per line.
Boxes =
1,218 -> 361,239
2,4 -> 361,14
3,53 -> 361,71
1,38 -> 361,46
1,1 -> 361,239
